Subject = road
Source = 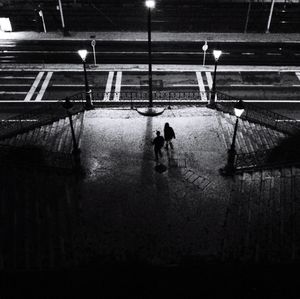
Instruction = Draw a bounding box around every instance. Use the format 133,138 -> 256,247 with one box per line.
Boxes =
1,40 -> 300,65
1,68 -> 300,104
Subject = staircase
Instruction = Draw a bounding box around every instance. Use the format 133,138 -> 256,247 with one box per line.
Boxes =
222,167 -> 300,263
215,93 -> 300,172
0,101 -> 85,170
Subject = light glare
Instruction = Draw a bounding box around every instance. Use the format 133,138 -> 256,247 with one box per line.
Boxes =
78,49 -> 88,61
213,50 -> 222,61
145,0 -> 155,8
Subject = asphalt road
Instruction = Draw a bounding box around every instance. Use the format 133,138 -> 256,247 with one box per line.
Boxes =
1,69 -> 300,104
1,40 -> 300,65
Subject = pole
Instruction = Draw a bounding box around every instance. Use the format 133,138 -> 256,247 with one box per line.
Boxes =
92,41 -> 97,66
39,10 -> 47,33
244,0 -> 252,33
203,51 -> 206,66
209,60 -> 218,107
82,61 -> 93,109
147,7 -> 153,108
266,0 -> 275,33
67,111 -> 79,154
58,0 -> 65,30
221,117 -> 238,175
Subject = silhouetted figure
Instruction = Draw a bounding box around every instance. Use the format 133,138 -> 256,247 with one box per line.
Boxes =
164,123 -> 176,150
152,131 -> 165,160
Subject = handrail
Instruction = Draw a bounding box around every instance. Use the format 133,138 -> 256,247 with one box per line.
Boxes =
0,97 -> 85,141
215,91 -> 300,135
235,148 -> 300,171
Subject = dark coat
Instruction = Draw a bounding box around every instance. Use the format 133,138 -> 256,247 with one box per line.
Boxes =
164,127 -> 175,141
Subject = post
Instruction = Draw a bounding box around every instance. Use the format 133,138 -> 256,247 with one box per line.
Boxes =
39,10 -> 47,33
82,61 -> 93,109
147,6 -> 153,108
220,117 -> 239,176
67,110 -> 79,154
266,0 -> 275,33
58,0 -> 65,30
244,0 -> 252,33
91,40 -> 97,66
202,41 -> 208,66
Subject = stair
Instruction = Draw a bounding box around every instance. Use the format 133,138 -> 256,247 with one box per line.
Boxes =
222,167 -> 300,263
0,111 -> 85,170
217,111 -> 287,154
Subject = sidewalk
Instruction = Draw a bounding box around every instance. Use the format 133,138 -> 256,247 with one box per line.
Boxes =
2,30 -> 300,43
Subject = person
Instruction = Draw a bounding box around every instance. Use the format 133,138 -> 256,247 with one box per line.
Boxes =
164,123 -> 176,150
152,131 -> 165,161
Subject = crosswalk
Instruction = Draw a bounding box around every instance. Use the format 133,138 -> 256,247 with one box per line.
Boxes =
0,70 -> 300,102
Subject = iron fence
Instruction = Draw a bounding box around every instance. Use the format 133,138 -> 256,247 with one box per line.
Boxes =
215,92 -> 300,135
235,148 -> 300,172
0,97 -> 85,141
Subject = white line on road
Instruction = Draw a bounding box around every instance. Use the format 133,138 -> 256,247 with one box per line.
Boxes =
113,71 -> 122,101
241,52 -> 255,55
0,76 -> 35,79
266,53 -> 281,56
196,71 -> 207,101
0,84 -> 32,86
295,72 -> 300,82
35,71 -> 53,101
0,91 -> 27,94
230,84 -> 274,87
24,72 -> 44,102
205,72 -> 213,90
103,71 -> 114,101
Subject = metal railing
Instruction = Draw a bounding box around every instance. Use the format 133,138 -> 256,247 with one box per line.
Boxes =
0,98 -> 85,141
235,148 -> 300,172
215,92 -> 300,135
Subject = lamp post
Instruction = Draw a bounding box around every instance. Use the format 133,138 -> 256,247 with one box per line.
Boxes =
220,100 -> 245,176
145,0 -> 155,108
266,0 -> 276,33
38,9 -> 47,33
62,98 -> 80,156
78,49 -> 94,110
208,50 -> 222,108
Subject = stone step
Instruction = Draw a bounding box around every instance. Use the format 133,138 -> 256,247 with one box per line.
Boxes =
223,167 -> 300,262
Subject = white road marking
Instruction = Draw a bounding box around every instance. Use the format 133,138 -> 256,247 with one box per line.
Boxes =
230,84 -> 274,87
35,71 -> 53,101
205,72 -> 213,90
113,71 -> 122,101
103,71 -> 114,101
0,76 -> 35,79
295,72 -> 300,81
241,52 -> 255,55
196,71 -> 207,101
52,84 -> 87,87
0,84 -> 31,86
0,91 -> 27,94
266,53 -> 281,56
24,72 -> 44,102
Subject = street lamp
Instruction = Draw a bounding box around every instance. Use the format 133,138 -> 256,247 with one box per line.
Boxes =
208,49 -> 222,108
78,49 -> 94,110
145,0 -> 155,108
220,100 -> 245,176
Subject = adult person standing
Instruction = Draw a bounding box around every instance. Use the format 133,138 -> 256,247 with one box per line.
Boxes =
152,131 -> 165,161
164,122 -> 176,150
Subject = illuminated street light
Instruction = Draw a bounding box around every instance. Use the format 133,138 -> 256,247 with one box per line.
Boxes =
78,49 -> 93,109
220,100 -> 245,176
145,0 -> 155,8
146,0 -> 155,108
207,50 -> 222,108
